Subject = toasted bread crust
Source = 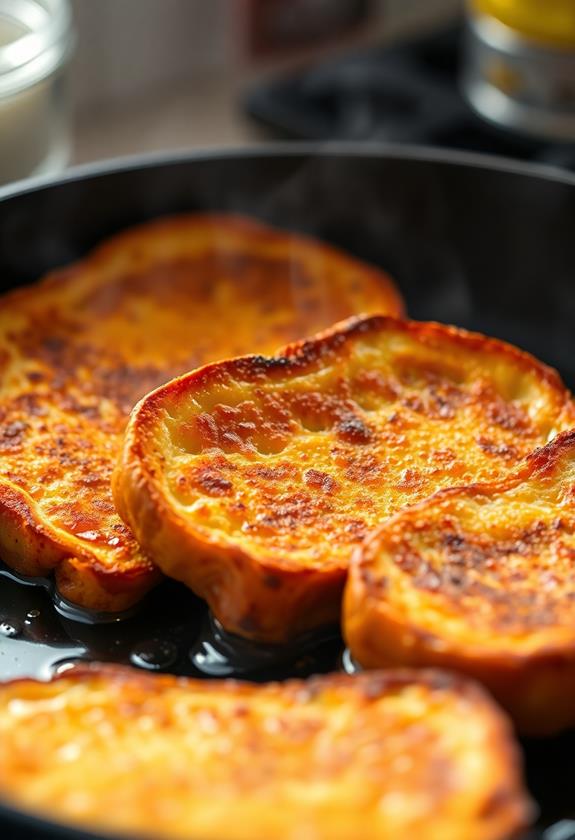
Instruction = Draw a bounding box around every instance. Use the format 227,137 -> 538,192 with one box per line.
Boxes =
0,664 -> 531,840
345,429 -> 575,734
115,315 -> 575,641
0,215 -> 401,611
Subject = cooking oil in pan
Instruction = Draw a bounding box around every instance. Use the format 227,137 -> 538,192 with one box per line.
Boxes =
0,562 -> 343,683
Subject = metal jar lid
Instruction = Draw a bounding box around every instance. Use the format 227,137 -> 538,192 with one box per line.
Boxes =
0,0 -> 74,99
473,0 -> 575,48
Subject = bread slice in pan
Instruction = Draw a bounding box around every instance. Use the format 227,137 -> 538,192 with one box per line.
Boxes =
345,429 -> 575,735
0,664 -> 531,840
0,215 -> 402,613
114,314 -> 575,641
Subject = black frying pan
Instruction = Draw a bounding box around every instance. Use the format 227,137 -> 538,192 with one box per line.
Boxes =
0,144 -> 574,840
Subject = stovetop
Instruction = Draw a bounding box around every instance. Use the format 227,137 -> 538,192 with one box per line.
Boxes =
244,24 -> 575,171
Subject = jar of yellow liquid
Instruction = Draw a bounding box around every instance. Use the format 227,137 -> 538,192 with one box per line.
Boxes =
462,0 -> 575,140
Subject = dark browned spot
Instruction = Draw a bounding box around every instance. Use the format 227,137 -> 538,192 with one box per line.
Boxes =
344,519 -> 366,541
0,420 -> 29,450
428,388 -> 458,419
344,454 -> 383,485
190,468 -> 233,497
402,394 -> 425,413
304,469 -> 337,493
252,492 -> 332,533
263,574 -> 282,590
476,436 -> 518,459
336,415 -> 372,444
26,370 -> 44,383
485,400 -> 529,434
2,420 -> 28,439
246,464 -> 294,482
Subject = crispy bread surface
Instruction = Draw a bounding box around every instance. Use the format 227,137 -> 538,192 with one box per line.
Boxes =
0,665 -> 531,840
114,315 -> 575,641
345,429 -> 575,735
0,215 -> 402,611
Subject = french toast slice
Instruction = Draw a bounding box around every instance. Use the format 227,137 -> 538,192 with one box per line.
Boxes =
0,215 -> 402,612
114,315 -> 575,641
345,429 -> 575,735
0,665 -> 531,840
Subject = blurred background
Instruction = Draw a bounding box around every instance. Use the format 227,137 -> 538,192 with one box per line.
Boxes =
1,0 -> 574,187
70,0 -> 457,161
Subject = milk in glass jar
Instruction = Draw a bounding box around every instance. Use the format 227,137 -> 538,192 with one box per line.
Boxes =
0,0 -> 74,185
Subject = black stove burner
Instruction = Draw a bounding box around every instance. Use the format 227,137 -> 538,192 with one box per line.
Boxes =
244,24 -> 575,171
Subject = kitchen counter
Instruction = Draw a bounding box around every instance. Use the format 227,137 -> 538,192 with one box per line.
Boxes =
73,72 -> 265,164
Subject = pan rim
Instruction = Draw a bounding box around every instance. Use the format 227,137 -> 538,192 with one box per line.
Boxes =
0,141 -> 574,205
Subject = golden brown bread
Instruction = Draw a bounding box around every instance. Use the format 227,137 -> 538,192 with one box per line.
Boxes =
0,215 -> 402,612
344,429 -> 575,735
0,665 -> 531,840
114,314 -> 575,642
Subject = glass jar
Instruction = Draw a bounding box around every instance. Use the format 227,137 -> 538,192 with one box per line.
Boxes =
462,0 -> 575,141
0,0 -> 74,186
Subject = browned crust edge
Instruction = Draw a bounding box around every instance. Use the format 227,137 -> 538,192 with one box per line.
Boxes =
130,314 -> 573,406
344,429 -> 575,735
114,314 -> 575,643
0,480 -> 161,611
0,216 -> 403,612
2,214 -> 405,317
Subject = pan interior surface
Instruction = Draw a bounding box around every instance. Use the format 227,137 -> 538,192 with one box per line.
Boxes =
0,146 -> 575,839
